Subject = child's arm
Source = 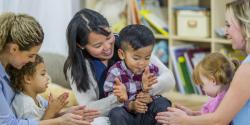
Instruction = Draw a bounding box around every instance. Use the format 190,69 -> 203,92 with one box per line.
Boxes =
42,92 -> 69,120
149,55 -> 176,95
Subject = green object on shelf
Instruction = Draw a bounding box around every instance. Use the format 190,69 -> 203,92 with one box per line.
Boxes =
178,56 -> 195,94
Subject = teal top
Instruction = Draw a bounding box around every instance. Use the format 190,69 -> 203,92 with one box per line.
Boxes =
232,54 -> 250,125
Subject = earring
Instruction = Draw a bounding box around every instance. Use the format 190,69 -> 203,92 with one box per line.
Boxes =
77,43 -> 85,50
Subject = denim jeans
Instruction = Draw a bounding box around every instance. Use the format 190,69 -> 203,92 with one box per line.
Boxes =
109,96 -> 171,125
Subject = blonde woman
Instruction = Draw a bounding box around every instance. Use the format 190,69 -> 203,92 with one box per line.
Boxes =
156,0 -> 250,125
0,12 -> 98,125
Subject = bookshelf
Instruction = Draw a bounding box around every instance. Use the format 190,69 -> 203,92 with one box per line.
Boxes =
167,0 -> 229,51
85,0 -> 235,94
151,0 -> 237,95
131,0 -> 231,67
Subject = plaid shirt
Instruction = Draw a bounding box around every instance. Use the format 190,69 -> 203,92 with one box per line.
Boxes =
104,61 -> 159,101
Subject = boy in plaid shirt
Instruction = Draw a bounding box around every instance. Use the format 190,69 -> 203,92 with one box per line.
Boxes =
104,24 -> 171,125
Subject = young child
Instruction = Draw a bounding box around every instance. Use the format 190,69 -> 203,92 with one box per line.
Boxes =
7,55 -> 68,120
173,52 -> 239,116
104,24 -> 171,125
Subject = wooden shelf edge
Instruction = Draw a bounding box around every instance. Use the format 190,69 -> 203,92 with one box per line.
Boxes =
172,35 -> 212,43
213,38 -> 231,44
154,34 -> 169,39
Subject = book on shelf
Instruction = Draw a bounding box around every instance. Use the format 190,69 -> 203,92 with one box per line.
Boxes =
128,0 -> 169,36
153,40 -> 169,65
140,9 -> 169,36
184,47 -> 210,95
170,45 -> 210,95
170,45 -> 194,94
128,0 -> 141,24
178,56 -> 195,94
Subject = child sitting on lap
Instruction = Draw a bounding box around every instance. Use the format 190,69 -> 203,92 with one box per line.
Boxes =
8,55 -> 68,120
166,52 -> 239,117
104,24 -> 171,125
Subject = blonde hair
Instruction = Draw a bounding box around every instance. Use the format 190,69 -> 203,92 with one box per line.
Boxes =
192,52 -> 239,86
0,12 -> 44,52
226,0 -> 250,53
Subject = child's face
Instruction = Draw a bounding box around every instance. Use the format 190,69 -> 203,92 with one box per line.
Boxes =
29,63 -> 49,93
200,74 -> 221,97
119,45 -> 153,74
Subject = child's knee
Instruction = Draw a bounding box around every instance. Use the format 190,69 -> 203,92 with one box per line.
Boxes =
149,96 -> 172,112
155,96 -> 172,107
109,107 -> 127,119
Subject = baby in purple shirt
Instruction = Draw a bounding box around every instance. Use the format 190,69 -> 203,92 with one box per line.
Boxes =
104,24 -> 171,125
170,53 -> 239,120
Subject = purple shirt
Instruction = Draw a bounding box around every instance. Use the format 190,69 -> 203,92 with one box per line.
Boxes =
201,90 -> 227,114
104,61 -> 159,101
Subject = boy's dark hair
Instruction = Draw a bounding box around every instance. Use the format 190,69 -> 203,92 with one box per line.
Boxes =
119,24 -> 155,50
6,55 -> 44,92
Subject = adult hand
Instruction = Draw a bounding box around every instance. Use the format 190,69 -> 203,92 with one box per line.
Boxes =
142,67 -> 157,92
57,113 -> 91,125
155,107 -> 188,125
82,107 -> 101,122
63,106 -> 100,123
136,91 -> 152,104
66,105 -> 100,118
113,78 -> 128,102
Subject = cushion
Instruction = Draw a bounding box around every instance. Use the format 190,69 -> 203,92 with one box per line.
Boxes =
40,52 -> 70,89
41,83 -> 78,107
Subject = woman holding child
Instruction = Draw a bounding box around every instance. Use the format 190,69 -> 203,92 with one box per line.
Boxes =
0,12 -> 98,125
64,8 -> 175,124
156,0 -> 250,125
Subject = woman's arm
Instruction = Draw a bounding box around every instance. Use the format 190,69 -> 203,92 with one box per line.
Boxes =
70,81 -> 121,116
0,83 -> 39,125
39,113 -> 91,125
68,59 -> 122,116
158,63 -> 250,125
149,55 -> 175,95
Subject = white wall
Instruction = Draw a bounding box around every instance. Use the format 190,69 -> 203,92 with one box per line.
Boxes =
0,0 -> 83,56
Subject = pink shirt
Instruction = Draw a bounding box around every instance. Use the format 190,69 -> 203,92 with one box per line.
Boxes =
201,90 -> 227,114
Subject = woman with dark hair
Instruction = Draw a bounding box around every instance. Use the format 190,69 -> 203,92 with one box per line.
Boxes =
64,8 -> 175,124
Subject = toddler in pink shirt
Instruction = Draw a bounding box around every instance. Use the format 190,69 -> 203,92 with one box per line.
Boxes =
174,52 -> 239,117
